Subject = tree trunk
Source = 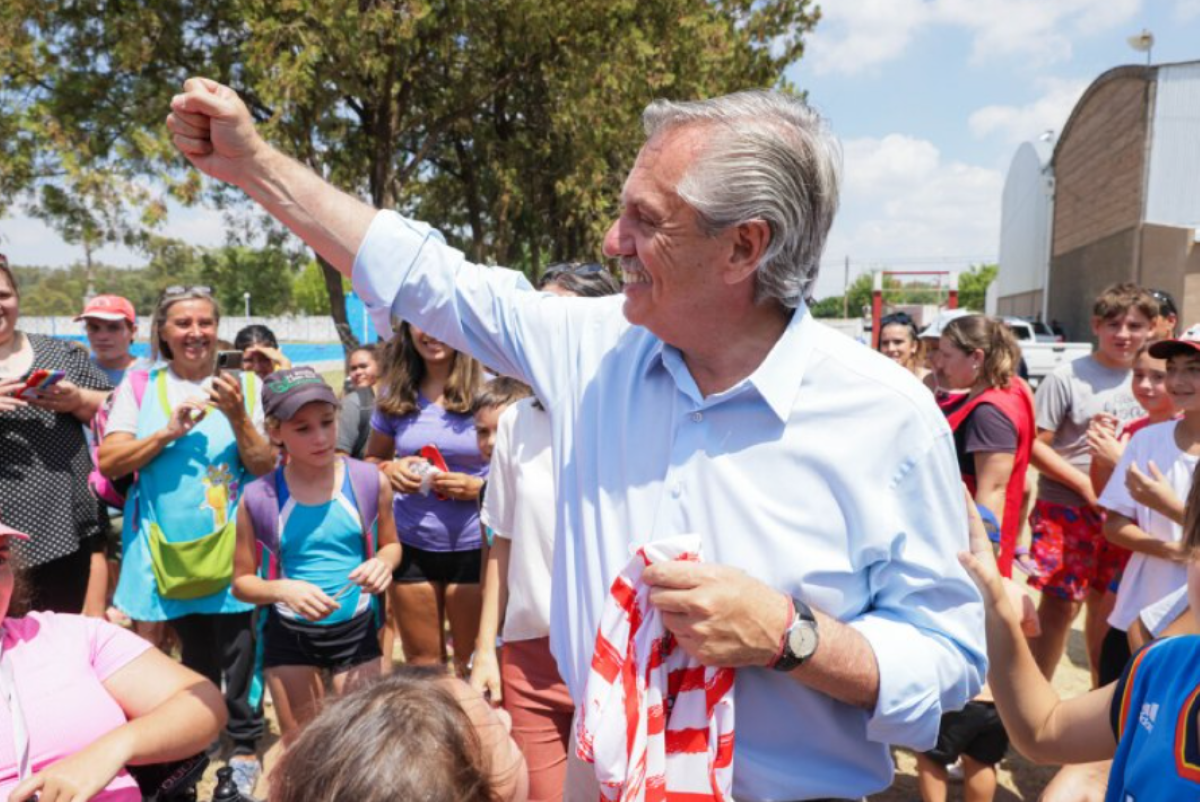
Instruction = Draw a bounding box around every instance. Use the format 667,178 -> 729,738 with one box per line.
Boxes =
317,253 -> 361,353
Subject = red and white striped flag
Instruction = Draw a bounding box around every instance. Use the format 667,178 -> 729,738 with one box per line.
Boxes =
576,535 -> 735,802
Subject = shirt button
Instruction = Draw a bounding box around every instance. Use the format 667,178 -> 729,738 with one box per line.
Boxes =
691,411 -> 703,423
671,483 -> 683,498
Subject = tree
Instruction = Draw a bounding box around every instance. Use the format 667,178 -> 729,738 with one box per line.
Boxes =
2,0 -> 821,347
957,263 -> 998,313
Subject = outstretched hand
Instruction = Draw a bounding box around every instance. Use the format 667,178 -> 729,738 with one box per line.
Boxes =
168,77 -> 267,186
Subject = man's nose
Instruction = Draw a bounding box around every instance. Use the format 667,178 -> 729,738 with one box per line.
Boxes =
602,218 -> 631,258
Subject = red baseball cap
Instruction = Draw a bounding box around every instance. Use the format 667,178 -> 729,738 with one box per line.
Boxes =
1148,323 -> 1200,359
75,295 -> 136,324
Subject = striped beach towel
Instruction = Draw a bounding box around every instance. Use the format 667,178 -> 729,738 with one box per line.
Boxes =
576,535 -> 736,802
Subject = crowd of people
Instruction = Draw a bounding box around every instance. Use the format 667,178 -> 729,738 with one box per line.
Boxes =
1,78 -> 1198,802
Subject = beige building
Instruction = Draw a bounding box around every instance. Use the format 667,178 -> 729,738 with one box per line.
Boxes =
997,61 -> 1200,338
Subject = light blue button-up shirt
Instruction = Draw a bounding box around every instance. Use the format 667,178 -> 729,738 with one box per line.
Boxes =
354,211 -> 986,801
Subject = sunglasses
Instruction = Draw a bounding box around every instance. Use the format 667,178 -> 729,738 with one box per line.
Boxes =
1148,290 -> 1177,316
541,262 -> 608,280
163,285 -> 213,297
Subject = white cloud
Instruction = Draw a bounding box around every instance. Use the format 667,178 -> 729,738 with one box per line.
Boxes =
812,134 -> 1002,299
807,0 -> 931,76
968,77 -> 1089,144
1176,0 -> 1200,21
808,0 -> 1141,76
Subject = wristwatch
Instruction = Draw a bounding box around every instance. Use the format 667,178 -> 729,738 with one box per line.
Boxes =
770,596 -> 819,672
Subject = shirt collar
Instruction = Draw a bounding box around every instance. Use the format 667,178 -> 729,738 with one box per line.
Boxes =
644,301 -> 816,422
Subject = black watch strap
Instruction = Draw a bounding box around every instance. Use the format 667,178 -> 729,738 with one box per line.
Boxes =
770,596 -> 819,672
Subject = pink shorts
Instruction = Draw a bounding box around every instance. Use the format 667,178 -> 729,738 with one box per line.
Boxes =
1027,500 -> 1129,602
500,637 -> 574,802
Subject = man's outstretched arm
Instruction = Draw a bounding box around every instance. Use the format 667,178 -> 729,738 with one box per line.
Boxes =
168,77 -> 374,275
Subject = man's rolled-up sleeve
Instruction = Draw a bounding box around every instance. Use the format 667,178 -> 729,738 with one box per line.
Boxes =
848,431 -> 988,750
351,209 -> 570,402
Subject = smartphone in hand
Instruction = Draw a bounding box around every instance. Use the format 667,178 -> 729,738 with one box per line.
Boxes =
14,369 -> 66,399
215,350 -> 243,373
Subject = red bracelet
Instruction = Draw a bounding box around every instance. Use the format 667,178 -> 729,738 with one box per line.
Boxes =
767,594 -> 795,668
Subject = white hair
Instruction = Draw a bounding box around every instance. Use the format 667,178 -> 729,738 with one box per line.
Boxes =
642,90 -> 842,306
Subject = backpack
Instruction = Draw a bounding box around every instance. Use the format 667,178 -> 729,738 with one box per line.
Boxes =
241,457 -> 381,580
88,369 -> 150,509
349,386 -> 375,458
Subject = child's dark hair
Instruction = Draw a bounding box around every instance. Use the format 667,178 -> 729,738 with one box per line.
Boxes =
268,666 -> 510,802
234,324 -> 280,351
1092,283 -> 1160,323
471,377 -> 533,416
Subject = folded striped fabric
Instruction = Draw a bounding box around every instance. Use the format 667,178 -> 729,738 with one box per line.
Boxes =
576,535 -> 736,802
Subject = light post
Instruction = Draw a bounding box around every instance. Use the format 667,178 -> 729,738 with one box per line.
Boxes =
243,291 -> 251,318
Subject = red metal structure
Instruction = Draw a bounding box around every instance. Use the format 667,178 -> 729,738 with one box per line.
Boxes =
870,270 -> 958,349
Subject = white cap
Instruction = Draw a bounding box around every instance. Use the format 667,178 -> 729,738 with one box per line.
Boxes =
920,309 -> 972,339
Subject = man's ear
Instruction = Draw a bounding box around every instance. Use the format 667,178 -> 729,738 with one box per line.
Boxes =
724,219 -> 771,286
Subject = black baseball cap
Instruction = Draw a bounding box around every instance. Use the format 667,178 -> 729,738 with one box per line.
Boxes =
1148,324 -> 1200,360
261,367 -> 338,421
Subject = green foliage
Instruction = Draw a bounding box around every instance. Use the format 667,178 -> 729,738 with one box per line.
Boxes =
199,246 -> 298,317
292,259 -> 351,315
1,0 -> 821,336
957,263 -> 998,313
9,239 -> 301,317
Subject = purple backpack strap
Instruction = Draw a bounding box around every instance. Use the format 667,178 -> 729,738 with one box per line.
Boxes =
242,468 -> 284,578
344,457 -> 380,559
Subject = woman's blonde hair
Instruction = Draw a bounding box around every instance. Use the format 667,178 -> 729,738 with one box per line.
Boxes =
941,315 -> 1020,390
375,322 -> 482,417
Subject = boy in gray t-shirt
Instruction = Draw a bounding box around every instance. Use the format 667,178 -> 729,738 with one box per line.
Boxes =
1026,283 -> 1159,683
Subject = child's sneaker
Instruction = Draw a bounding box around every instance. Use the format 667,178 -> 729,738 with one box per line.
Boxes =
228,755 -> 262,800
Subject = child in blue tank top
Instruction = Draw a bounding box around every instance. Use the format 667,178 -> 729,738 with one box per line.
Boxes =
233,367 -> 401,736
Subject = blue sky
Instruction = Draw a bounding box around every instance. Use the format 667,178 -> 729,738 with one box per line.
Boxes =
793,0 -> 1200,298
3,0 -> 1199,302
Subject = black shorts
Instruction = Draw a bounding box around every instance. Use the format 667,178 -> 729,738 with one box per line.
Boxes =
262,606 -> 381,673
393,543 -> 482,585
924,701 -> 1009,766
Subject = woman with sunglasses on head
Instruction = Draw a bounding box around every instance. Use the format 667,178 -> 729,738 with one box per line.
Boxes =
877,311 -> 930,382
98,287 -> 275,797
366,322 -> 486,676
0,255 -> 113,616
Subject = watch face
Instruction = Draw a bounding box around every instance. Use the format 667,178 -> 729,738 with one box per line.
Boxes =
788,622 -> 818,660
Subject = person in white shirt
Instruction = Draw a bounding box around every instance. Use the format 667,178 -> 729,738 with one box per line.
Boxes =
166,78 -> 985,801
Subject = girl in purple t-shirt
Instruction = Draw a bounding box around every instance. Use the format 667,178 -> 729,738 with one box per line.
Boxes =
367,322 -> 486,676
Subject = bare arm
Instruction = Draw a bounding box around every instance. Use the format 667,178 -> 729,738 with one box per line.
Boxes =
98,388 -> 214,479
169,78 -> 373,277
470,535 -> 511,702
1031,431 -> 1098,506
10,649 -> 226,802
1103,511 -> 1186,560
972,451 -> 1014,531
210,373 -> 274,476
959,499 -> 1118,765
